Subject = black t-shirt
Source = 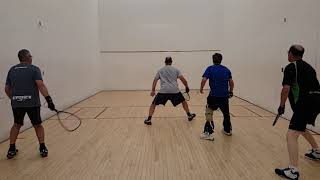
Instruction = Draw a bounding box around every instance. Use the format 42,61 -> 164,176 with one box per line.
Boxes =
5,64 -> 43,108
282,59 -> 320,109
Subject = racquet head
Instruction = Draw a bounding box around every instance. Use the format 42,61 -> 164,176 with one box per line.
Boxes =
55,109 -> 81,132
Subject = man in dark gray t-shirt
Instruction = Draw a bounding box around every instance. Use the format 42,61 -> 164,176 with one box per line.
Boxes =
5,49 -> 56,159
144,57 -> 196,125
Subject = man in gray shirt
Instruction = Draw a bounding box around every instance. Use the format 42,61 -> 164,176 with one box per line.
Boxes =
5,49 -> 56,159
144,57 -> 196,125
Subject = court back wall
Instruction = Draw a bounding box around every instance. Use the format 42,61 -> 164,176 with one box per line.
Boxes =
99,0 -> 224,90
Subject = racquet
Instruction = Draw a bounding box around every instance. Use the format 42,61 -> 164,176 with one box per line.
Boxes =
54,109 -> 82,132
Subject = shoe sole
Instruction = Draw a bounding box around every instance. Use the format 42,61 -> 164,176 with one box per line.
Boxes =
200,136 -> 214,141
40,153 -> 48,158
275,169 -> 299,180
305,156 -> 320,161
275,172 -> 298,180
144,122 -> 152,125
222,130 -> 232,136
275,173 -> 292,180
7,155 -> 15,159
200,137 -> 214,141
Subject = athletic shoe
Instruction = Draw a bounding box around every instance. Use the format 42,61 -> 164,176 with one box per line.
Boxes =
40,147 -> 48,158
200,132 -> 214,141
203,121 -> 214,134
223,129 -> 232,136
275,167 -> 299,180
305,149 -> 320,161
188,113 -> 196,121
7,149 -> 18,159
144,119 -> 152,125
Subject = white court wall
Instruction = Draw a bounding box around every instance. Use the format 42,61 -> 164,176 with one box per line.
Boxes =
223,0 -> 320,121
0,0 -> 101,141
99,0 -> 224,90
99,0 -> 224,51
100,52 -> 222,90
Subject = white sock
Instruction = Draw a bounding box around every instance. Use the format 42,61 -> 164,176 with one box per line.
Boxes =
289,165 -> 299,172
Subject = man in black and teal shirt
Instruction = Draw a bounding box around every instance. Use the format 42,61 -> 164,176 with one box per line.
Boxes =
5,49 -> 56,159
199,53 -> 234,141
275,45 -> 320,180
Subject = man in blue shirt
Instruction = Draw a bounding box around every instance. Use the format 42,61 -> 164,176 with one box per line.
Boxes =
199,53 -> 234,141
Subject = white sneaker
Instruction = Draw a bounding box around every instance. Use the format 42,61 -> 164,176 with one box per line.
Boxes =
223,129 -> 232,136
305,149 -> 320,160
200,132 -> 214,141
275,167 -> 299,180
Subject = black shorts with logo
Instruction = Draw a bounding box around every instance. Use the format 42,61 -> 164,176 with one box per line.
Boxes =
289,94 -> 320,131
12,107 -> 42,126
152,93 -> 185,107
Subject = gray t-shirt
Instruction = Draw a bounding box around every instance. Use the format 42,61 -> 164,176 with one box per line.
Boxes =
5,64 -> 42,108
155,65 -> 182,93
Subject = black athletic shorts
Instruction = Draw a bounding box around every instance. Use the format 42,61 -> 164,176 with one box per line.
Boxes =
207,96 -> 229,110
152,93 -> 185,107
289,94 -> 320,131
12,107 -> 42,126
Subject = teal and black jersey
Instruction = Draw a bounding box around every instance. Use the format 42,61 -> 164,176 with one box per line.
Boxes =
5,64 -> 43,108
282,59 -> 320,110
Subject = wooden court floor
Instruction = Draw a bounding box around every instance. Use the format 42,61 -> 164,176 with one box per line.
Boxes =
0,91 -> 319,180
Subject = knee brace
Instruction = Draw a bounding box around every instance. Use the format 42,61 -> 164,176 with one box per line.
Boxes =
205,106 -> 213,122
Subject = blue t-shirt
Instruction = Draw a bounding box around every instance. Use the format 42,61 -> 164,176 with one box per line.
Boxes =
202,65 -> 232,97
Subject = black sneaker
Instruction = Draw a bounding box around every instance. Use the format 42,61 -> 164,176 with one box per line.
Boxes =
275,167 -> 299,180
7,149 -> 18,159
40,147 -> 48,158
305,149 -> 320,161
203,121 -> 214,134
144,119 -> 152,125
188,113 -> 196,121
